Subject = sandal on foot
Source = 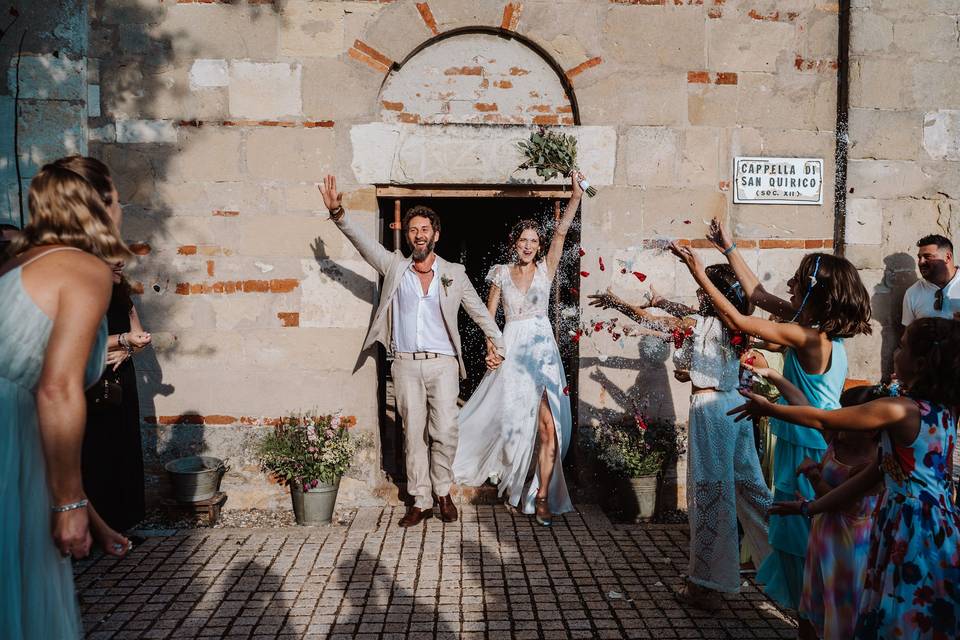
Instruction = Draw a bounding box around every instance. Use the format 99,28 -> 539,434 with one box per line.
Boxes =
673,582 -> 721,611
534,497 -> 552,526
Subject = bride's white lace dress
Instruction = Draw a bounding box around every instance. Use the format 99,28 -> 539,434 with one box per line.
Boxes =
453,261 -> 573,515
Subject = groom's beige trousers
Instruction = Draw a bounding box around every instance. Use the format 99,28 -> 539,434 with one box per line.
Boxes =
392,354 -> 461,509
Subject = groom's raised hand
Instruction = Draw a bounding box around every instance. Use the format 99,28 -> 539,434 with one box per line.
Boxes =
319,175 -> 343,217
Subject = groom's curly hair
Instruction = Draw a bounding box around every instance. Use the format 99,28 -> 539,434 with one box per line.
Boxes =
402,205 -> 441,234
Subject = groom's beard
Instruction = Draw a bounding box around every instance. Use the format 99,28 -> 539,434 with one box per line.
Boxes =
410,238 -> 436,262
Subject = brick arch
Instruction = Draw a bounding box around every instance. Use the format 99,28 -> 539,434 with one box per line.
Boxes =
377,27 -> 579,127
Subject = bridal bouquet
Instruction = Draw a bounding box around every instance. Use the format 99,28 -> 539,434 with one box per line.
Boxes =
516,127 -> 596,196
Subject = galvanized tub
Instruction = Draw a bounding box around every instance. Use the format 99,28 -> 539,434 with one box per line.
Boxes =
165,456 -> 226,503
290,477 -> 340,525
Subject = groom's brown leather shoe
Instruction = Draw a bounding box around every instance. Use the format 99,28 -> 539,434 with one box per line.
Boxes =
398,506 -> 433,528
437,495 -> 458,522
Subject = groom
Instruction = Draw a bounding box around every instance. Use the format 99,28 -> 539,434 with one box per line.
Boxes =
320,175 -> 505,527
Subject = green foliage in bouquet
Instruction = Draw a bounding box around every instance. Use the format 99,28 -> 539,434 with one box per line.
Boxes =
584,413 -> 685,478
257,412 -> 369,487
516,126 -> 596,196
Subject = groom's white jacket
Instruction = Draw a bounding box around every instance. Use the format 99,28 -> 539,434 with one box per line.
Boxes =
334,214 -> 505,379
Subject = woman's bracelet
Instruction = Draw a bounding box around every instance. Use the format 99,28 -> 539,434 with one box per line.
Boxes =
51,499 -> 89,513
722,243 -> 737,256
799,500 -> 812,519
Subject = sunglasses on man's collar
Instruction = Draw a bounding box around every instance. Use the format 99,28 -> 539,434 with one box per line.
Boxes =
935,287 -> 945,311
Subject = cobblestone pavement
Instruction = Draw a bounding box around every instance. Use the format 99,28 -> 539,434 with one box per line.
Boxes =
76,505 -> 797,639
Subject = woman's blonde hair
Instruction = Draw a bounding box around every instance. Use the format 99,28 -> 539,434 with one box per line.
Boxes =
10,160 -> 130,261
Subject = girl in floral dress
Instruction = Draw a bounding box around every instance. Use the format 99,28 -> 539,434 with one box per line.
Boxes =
734,316 -> 960,639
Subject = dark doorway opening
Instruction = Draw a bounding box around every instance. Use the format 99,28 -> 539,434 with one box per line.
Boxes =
374,187 -> 581,493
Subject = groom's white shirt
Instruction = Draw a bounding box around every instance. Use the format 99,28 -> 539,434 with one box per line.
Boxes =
392,262 -> 456,356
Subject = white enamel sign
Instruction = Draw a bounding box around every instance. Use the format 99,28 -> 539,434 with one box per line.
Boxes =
733,157 -> 824,205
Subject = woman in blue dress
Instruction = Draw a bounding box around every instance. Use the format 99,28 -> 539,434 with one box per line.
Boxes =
674,218 -> 873,617
0,160 -> 132,638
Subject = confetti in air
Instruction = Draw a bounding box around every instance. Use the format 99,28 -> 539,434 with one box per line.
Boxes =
578,248 -> 585,257
632,271 -> 647,282
563,386 -> 569,396
580,271 -> 590,278
599,256 -> 605,271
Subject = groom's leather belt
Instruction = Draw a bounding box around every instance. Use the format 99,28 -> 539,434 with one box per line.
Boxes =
393,351 -> 442,360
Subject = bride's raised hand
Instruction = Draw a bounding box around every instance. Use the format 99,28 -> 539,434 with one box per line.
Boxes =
570,170 -> 584,199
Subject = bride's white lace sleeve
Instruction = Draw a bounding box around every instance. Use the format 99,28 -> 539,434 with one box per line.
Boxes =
485,264 -> 504,288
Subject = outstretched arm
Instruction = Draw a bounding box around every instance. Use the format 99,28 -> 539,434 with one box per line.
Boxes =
771,459 -> 882,517
545,172 -> 583,278
587,290 -> 689,332
670,242 -> 816,350
320,175 -> 396,276
706,217 -> 794,318
744,363 -> 809,407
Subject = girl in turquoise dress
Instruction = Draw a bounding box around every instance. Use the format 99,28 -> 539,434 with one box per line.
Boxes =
736,316 -> 960,639
675,218 -> 873,616
0,161 -> 132,639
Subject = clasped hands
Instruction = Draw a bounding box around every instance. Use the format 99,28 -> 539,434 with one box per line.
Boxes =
485,338 -> 504,370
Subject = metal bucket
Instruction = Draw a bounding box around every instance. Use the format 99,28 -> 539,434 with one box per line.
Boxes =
290,478 -> 340,525
164,456 -> 226,503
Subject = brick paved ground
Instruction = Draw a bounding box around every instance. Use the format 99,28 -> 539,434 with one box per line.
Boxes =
76,505 -> 797,639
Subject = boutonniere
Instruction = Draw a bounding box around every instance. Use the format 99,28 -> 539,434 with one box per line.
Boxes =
440,275 -> 453,296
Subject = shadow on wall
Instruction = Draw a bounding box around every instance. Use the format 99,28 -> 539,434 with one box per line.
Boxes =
87,2 -> 280,499
872,252 -> 917,380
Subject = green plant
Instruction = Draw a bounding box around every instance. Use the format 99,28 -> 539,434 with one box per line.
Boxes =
257,413 -> 369,490
516,126 -> 597,196
584,412 -> 685,478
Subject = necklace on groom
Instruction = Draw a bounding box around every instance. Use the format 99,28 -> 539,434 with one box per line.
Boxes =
411,262 -> 432,274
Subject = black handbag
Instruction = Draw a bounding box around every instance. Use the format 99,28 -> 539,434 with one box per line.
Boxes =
86,373 -> 123,410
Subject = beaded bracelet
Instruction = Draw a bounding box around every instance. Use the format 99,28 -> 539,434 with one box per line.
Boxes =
722,242 -> 737,256
799,500 -> 812,519
51,499 -> 89,513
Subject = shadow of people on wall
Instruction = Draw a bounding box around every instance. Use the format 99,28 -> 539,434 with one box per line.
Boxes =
873,252 -> 918,380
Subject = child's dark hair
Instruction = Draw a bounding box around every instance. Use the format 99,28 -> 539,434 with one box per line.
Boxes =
792,253 -> 872,339
508,218 -> 545,262
840,385 -> 889,408
702,263 -> 753,316
902,317 -> 960,407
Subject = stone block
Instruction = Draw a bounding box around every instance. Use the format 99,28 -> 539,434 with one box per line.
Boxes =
164,4 -> 280,59
578,72 -> 686,126
922,109 -> 960,161
851,7 -> 893,55
420,0 -> 505,34
301,58 -> 381,122
910,61 -> 960,110
843,243 -> 885,270
679,127 -> 721,189
189,59 -> 229,89
94,144 -> 162,207
229,61 -> 302,119
738,72 -> 819,130
357,1 -> 432,64
148,180 -> 281,216
17,101 -> 86,176
116,119 -> 178,144
847,160 -> 936,199
167,126 -> 244,183
299,258 -> 377,328
349,123 -> 616,186
279,1 -> 347,59
88,85 -> 101,117
803,8 -> 840,60
845,198 -> 883,245
233,216 -> 351,261
848,108 -> 920,161
707,20 -> 797,73
881,198 -> 943,256
582,186 -> 645,243
850,57 -> 912,110
8,54 -> 86,100
642,188 -> 728,238
893,15 -> 959,59
621,127 -> 680,188
246,127 -> 336,182
687,84 -> 740,127
603,5 -> 705,70
732,204 -> 834,240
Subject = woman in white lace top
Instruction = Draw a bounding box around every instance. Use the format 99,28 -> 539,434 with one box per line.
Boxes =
589,263 -> 772,609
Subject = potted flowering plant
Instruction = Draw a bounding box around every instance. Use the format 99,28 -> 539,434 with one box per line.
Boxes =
257,412 -> 367,525
585,412 -> 685,520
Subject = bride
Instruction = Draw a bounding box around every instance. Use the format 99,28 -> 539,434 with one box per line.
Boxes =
453,172 -> 583,525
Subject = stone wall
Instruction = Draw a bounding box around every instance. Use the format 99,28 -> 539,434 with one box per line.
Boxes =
845,0 -> 960,380
4,0 -> 876,511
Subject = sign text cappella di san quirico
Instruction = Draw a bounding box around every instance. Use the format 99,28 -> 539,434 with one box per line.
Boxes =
733,157 -> 824,205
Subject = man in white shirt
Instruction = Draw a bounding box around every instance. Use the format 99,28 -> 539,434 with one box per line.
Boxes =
320,176 -> 505,528
901,234 -> 960,326
900,234 -> 959,495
